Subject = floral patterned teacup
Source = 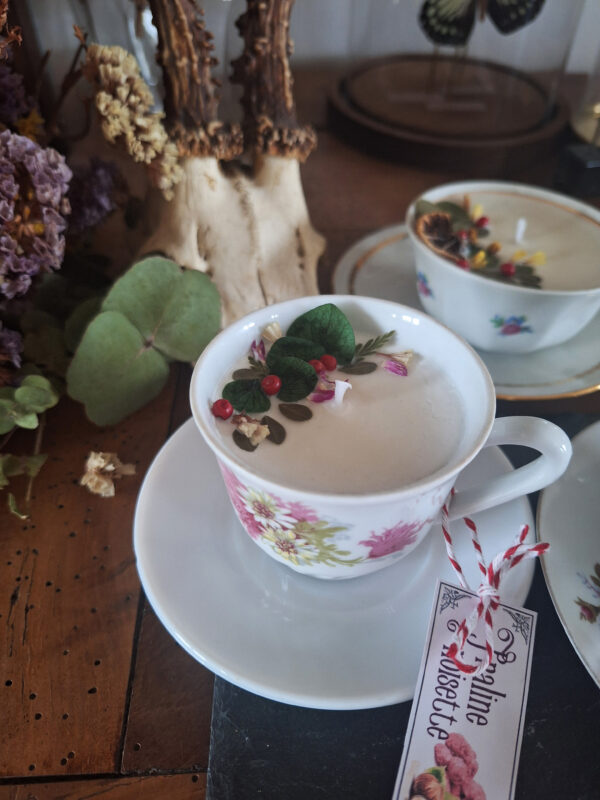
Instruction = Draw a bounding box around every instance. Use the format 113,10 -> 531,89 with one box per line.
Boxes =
190,296 -> 572,579
406,181 -> 600,354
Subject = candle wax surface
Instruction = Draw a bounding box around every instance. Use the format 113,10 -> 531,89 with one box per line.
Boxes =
215,336 -> 465,495
446,190 -> 600,291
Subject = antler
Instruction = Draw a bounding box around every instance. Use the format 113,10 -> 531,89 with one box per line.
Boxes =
232,0 -> 316,161
147,0 -> 242,159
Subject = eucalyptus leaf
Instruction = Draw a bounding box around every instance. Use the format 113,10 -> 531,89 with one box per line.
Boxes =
341,361 -> 377,375
286,304 -> 355,365
64,296 -> 103,353
232,429 -> 258,452
232,368 -> 264,380
23,326 -> 70,376
435,201 -> 473,231
14,386 -> 54,413
14,375 -> 59,413
0,400 -> 16,434
66,310 -> 170,426
261,415 -> 286,445
102,255 -> 221,361
278,403 -> 313,422
275,357 -> 318,402
414,199 -> 437,217
14,411 -> 38,429
0,453 -> 47,487
266,336 -> 324,371
222,380 -> 270,414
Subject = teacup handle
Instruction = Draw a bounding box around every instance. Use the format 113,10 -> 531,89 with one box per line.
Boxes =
448,416 -> 572,521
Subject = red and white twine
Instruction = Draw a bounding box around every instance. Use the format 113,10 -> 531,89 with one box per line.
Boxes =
440,488 -> 548,676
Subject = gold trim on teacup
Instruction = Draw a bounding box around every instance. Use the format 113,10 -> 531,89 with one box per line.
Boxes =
467,189 -> 600,229
348,231 -> 408,294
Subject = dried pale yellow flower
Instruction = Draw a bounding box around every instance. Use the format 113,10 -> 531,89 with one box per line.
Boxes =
529,251 -> 546,267
471,250 -> 486,269
232,414 -> 270,446
262,322 -> 283,343
80,451 -> 136,498
83,43 -> 182,199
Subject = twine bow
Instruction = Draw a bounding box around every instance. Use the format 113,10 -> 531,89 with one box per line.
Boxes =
440,489 -> 548,676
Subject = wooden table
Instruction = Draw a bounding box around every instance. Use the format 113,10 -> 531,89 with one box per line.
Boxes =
1,69 -> 599,799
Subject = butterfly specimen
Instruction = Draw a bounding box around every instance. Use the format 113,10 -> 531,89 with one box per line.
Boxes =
419,0 -> 546,47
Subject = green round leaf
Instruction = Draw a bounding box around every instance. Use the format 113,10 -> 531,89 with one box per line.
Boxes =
0,399 -> 16,434
64,296 -> 103,353
14,385 -> 57,413
286,303 -> 355,365
102,256 -> 221,362
14,410 -> 39,429
266,336 -> 324,372
275,357 -> 318,402
66,310 -> 170,426
222,380 -> 270,414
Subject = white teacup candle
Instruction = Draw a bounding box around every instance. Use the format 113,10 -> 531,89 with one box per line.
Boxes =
407,181 -> 600,353
190,296 -> 572,580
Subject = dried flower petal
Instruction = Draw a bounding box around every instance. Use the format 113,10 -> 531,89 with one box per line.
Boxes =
384,359 -> 408,376
80,451 -> 136,497
262,321 -> 283,343
250,339 -> 266,363
232,413 -> 270,446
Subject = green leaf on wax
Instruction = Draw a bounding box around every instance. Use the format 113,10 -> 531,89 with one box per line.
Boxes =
222,380 -> 271,414
278,403 -> 313,422
434,201 -> 473,231
341,361 -> 377,375
66,311 -> 170,426
274,357 -> 318,402
266,336 -> 325,371
261,415 -> 286,445
102,255 -> 221,361
286,303 -> 355,365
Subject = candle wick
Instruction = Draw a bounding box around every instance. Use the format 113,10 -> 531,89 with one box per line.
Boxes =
515,217 -> 527,244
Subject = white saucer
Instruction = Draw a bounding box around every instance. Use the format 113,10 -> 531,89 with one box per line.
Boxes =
134,419 -> 535,710
333,225 -> 600,401
538,421 -> 600,688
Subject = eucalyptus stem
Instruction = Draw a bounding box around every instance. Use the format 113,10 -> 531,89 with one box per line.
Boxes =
0,428 -> 16,451
24,414 -> 45,513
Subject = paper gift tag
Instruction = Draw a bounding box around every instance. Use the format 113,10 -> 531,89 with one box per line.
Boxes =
393,580 -> 537,800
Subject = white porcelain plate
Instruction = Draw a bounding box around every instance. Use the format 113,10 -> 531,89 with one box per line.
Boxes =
333,225 -> 600,401
134,419 -> 535,710
537,421 -> 600,688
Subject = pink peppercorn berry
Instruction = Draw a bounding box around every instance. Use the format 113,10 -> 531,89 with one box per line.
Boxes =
475,216 -> 489,228
320,354 -> 337,371
211,398 -> 233,419
261,374 -> 282,396
309,358 -> 325,373
500,262 -> 516,277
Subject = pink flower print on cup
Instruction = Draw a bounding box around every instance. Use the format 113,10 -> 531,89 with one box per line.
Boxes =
491,314 -> 532,336
359,519 -> 426,559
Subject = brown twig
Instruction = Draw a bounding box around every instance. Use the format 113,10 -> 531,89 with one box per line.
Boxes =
231,0 -> 316,160
148,0 -> 242,159
44,26 -> 88,140
0,0 -> 22,60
